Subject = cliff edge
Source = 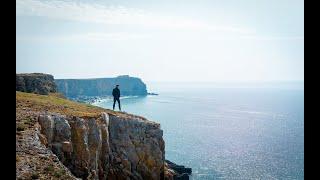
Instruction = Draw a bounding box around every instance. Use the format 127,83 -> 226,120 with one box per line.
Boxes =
16,91 -> 191,179
16,73 -> 190,180
16,91 -> 165,179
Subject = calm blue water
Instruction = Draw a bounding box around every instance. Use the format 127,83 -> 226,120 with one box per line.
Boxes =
93,82 -> 304,179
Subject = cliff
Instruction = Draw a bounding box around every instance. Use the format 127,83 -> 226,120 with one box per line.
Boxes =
37,111 -> 165,179
16,73 -> 57,95
55,75 -> 148,99
16,91 -> 187,179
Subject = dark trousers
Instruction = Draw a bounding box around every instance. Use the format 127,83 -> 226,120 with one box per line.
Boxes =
113,97 -> 121,110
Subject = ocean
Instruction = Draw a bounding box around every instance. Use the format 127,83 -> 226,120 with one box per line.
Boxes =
92,82 -> 304,180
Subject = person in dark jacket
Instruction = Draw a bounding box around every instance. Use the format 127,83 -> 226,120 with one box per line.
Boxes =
112,85 -> 121,111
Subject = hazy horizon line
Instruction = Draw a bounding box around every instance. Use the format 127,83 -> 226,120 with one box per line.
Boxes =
16,72 -> 304,83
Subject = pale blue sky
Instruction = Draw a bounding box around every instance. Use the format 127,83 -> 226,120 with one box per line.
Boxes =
16,0 -> 304,82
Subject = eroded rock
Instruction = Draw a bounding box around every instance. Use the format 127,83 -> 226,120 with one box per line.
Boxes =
108,115 -> 165,180
37,112 -> 166,180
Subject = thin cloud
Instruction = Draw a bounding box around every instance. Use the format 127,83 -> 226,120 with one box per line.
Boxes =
16,0 -> 253,34
16,32 -> 152,42
239,35 -> 304,41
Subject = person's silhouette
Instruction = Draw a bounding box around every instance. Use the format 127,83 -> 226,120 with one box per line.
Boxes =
112,85 -> 121,111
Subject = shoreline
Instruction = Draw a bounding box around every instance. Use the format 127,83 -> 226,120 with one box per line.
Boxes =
70,95 -> 150,105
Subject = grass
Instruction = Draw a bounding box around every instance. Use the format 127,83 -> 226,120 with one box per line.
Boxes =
53,169 -> 66,178
17,91 -> 113,118
16,91 -> 142,119
44,165 -> 54,172
43,164 -> 67,178
31,173 -> 39,179
16,123 -> 26,131
22,117 -> 34,125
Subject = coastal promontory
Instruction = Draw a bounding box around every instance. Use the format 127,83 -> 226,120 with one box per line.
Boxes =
16,73 -> 191,179
55,75 -> 148,99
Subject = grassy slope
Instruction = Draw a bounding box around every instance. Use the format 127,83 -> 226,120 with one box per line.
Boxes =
16,91 -> 143,119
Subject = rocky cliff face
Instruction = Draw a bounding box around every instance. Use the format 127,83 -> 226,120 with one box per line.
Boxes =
55,75 -> 148,98
16,73 -> 57,95
37,112 -> 165,180
16,75 -> 190,179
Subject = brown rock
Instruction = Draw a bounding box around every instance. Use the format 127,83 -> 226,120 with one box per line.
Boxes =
38,133 -> 48,147
37,112 -> 166,180
62,141 -> 73,153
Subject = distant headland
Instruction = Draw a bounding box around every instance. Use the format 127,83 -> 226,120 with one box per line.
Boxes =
55,75 -> 148,99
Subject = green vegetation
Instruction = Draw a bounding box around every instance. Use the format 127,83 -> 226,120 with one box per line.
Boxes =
22,117 -> 34,125
16,91 -> 132,119
31,173 -> 39,179
16,123 -> 26,131
53,169 -> 66,178
44,165 -> 54,172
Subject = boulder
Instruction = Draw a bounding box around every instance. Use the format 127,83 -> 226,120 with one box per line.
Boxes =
38,114 -> 55,144
165,160 -> 192,180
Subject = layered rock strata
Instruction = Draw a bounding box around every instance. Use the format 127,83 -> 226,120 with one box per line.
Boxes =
38,112 -> 165,180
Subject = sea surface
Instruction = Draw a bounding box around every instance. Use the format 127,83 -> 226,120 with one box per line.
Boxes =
92,82 -> 304,180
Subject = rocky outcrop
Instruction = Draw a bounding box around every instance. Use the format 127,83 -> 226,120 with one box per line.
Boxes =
37,112 -> 165,180
165,160 -> 192,180
55,75 -> 148,99
16,73 -> 57,95
108,115 -> 165,180
16,109 -> 78,180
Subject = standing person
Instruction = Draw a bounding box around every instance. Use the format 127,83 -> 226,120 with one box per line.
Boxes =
112,85 -> 121,111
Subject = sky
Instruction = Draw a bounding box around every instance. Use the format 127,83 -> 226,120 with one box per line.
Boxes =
16,0 -> 304,82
